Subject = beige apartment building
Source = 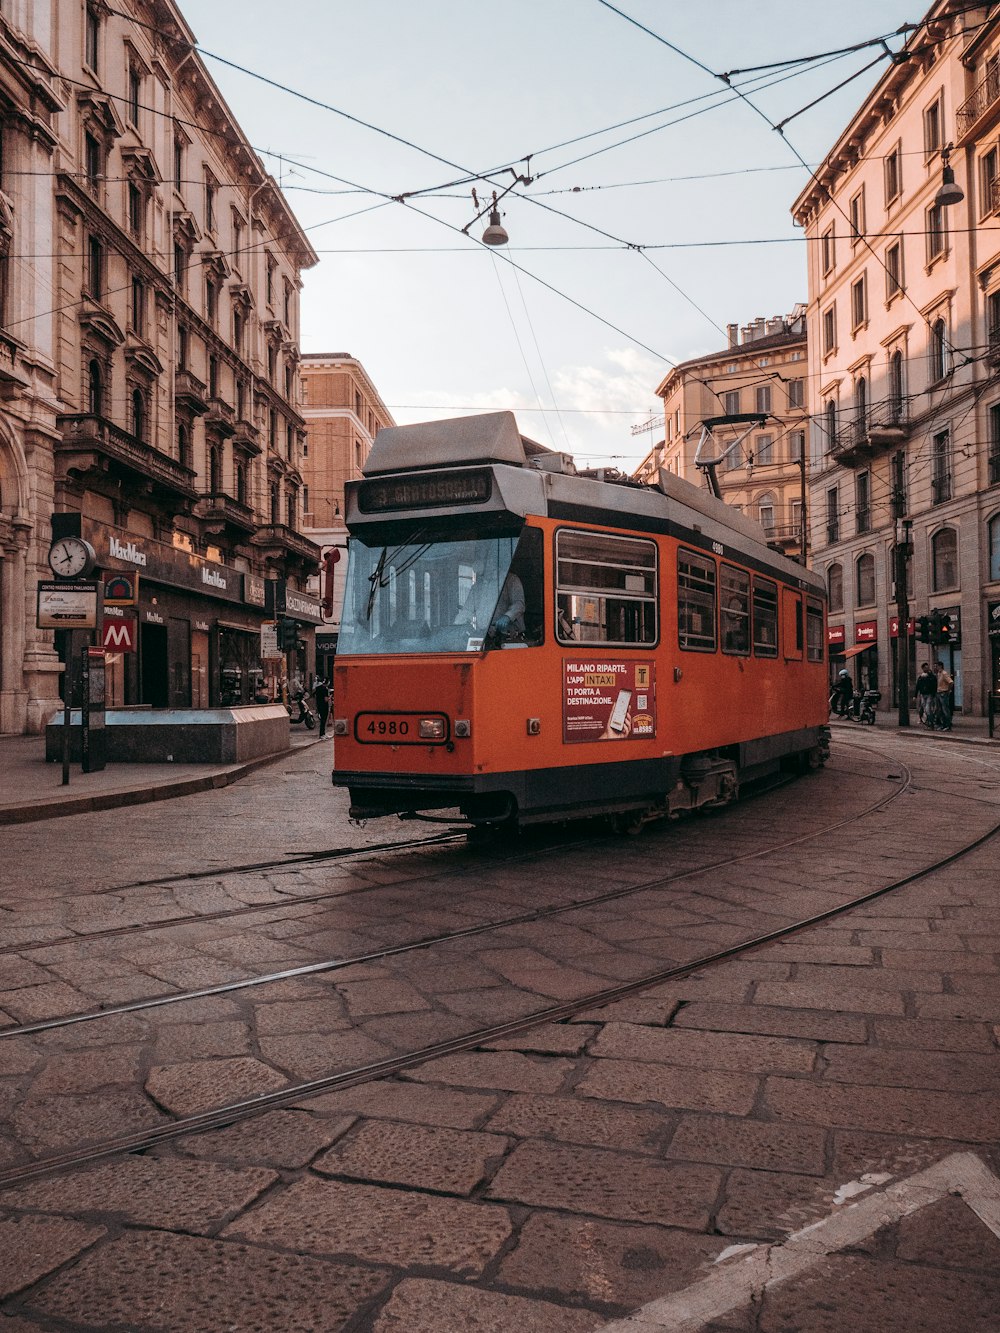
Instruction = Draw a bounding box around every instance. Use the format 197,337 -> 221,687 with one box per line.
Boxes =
794,0 -> 1000,714
644,309 -> 809,561
1,0 -> 320,732
300,353 -> 394,675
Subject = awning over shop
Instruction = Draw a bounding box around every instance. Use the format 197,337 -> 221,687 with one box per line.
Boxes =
840,643 -> 871,659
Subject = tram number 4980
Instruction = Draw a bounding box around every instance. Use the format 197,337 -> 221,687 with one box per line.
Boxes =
367,719 -> 409,736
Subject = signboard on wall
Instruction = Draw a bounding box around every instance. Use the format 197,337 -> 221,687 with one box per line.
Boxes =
562,659 -> 656,744
37,581 -> 99,629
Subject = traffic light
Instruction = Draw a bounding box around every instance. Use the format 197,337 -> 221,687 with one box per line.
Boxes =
917,615 -> 931,643
277,618 -> 300,651
936,613 -> 952,645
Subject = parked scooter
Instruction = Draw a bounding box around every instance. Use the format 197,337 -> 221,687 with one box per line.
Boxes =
287,689 -> 316,729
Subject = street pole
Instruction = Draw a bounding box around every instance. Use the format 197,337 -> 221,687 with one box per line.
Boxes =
895,518 -> 912,728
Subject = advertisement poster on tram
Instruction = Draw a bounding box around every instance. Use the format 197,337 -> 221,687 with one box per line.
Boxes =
562,659 -> 656,743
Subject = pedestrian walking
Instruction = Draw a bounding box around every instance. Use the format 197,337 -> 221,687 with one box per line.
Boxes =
914,661 -> 937,727
933,660 -> 954,730
313,676 -> 331,738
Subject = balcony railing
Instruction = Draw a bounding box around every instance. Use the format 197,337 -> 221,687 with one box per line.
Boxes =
196,491 -> 257,533
957,70 -> 1000,141
174,369 -> 208,416
831,395 -> 912,465
57,414 -> 197,500
252,523 -> 321,566
205,397 -> 236,437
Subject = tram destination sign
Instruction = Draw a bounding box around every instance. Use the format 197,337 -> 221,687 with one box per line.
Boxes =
358,469 -> 492,513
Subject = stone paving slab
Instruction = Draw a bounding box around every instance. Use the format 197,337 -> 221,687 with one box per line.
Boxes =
371,1278 -> 603,1332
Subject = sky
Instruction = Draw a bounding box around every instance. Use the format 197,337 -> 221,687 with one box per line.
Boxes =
178,0 -> 921,469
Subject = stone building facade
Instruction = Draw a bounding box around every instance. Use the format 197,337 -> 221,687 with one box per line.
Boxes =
646,309 -> 809,562
300,353 -> 394,679
0,0 -> 320,731
793,0 -> 1000,714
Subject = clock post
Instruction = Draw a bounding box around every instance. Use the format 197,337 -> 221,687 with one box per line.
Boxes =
40,527 -> 101,783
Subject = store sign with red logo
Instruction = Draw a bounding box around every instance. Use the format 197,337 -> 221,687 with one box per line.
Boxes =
889,616 -> 916,638
827,624 -> 845,646
855,621 -> 878,643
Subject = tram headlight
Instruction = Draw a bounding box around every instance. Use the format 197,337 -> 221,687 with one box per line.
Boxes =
454,719 -> 471,738
419,717 -> 447,740
333,718 -> 348,736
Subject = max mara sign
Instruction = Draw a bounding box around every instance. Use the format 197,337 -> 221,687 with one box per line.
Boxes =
84,521 -> 248,605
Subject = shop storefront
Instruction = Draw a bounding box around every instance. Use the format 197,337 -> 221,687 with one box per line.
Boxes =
989,602 -> 1000,702
82,520 -> 270,709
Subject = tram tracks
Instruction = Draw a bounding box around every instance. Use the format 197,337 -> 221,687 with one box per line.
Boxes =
2,776 -> 999,1191
0,759 -> 911,1041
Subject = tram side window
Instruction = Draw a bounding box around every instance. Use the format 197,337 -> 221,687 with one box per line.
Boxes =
806,598 -> 825,662
555,529 -> 657,645
721,564 -> 750,655
677,549 -> 717,652
752,578 -> 779,657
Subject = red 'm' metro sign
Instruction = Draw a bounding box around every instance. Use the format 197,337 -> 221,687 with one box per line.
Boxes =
102,617 -> 136,652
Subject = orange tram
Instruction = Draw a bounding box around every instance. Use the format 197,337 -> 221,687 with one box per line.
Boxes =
332,412 -> 830,832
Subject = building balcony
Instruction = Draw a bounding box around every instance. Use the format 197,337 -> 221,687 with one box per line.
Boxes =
830,396 -> 912,466
56,414 -> 197,504
764,521 -> 802,551
196,491 -> 257,535
174,369 -> 208,416
252,523 -> 321,569
956,70 -> 1000,144
233,418 -> 262,455
205,397 -> 236,437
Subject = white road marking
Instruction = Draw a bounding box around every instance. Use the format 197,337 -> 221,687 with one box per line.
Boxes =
594,1152 -> 1000,1332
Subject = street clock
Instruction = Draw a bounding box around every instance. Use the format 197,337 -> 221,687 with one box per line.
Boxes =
47,536 -> 97,579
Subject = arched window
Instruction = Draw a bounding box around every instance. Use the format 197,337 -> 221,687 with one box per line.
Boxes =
990,515 -> 1000,582
209,444 -> 222,493
856,552 -> 875,606
932,527 -> 958,591
825,399 -> 837,450
931,318 -> 947,382
889,349 -> 904,420
131,387 -> 145,441
757,492 -> 775,533
827,563 -> 844,612
88,359 -> 103,416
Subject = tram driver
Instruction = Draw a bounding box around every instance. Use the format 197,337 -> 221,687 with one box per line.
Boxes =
455,561 -> 526,642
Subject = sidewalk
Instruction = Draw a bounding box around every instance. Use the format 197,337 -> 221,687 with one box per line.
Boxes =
0,729 -> 326,826
834,709 -> 997,745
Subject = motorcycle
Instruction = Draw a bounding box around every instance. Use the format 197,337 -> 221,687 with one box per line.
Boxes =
287,689 -> 316,729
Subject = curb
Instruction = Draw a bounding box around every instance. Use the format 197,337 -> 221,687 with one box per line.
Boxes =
830,717 -> 996,747
0,736 -> 328,827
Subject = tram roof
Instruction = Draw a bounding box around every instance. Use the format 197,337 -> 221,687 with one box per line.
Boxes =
364,411 -> 554,476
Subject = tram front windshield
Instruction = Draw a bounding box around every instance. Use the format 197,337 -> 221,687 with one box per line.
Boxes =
340,529 -> 525,654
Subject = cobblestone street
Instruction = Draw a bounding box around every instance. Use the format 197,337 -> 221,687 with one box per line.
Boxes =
1,727 -> 1000,1330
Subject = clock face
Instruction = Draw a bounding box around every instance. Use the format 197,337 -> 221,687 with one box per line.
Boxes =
48,537 -> 94,578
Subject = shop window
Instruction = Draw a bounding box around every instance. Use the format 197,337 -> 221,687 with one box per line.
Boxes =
932,527 -> 959,591
752,578 -> 778,657
827,563 -> 843,612
555,530 -> 657,646
856,552 -> 876,607
720,564 -> 750,655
